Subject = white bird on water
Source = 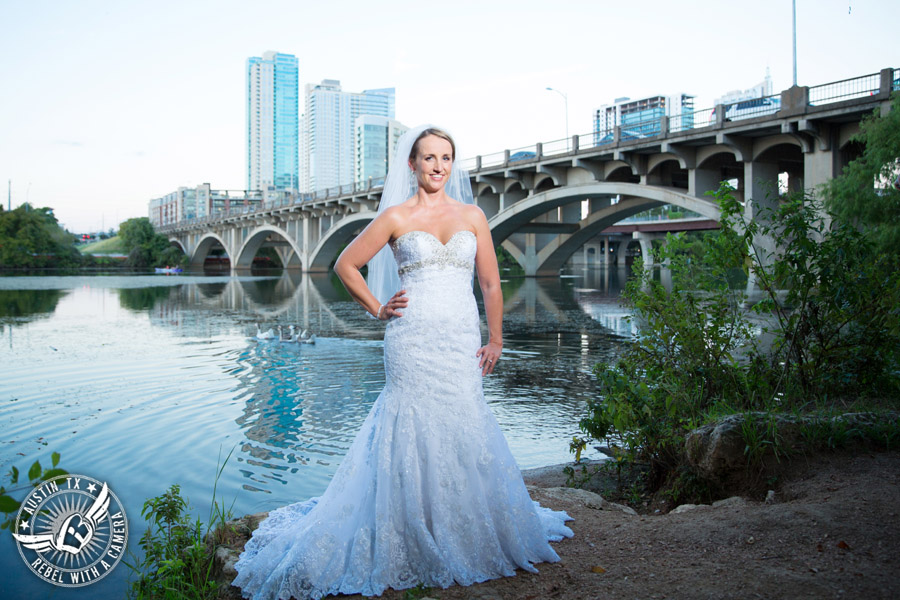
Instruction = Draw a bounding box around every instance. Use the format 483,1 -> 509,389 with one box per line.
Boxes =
256,324 -> 275,341
279,325 -> 298,343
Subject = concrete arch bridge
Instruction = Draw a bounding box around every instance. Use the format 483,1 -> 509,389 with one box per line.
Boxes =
160,68 -> 896,277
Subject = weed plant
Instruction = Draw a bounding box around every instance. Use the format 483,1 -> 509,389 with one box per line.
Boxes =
125,447 -> 236,600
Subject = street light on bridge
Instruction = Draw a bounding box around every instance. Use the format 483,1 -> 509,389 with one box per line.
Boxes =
546,87 -> 569,151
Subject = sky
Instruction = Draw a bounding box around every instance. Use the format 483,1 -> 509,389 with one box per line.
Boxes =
0,0 -> 897,232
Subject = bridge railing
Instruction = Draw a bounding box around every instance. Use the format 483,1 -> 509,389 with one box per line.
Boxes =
541,137 -> 570,155
479,150 -> 508,169
809,71 -> 882,105
577,129 -> 615,150
669,106 -> 714,132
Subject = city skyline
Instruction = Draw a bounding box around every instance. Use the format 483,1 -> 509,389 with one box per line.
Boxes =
0,0 -> 897,232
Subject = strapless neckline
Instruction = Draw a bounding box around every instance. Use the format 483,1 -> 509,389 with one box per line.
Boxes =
392,229 -> 475,247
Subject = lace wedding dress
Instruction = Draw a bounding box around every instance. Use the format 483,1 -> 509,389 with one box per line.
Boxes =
233,230 -> 573,599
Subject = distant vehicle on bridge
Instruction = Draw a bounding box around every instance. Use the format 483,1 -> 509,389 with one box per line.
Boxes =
508,151 -> 536,163
723,96 -> 781,121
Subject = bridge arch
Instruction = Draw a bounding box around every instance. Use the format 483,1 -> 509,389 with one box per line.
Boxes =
752,134 -> 805,161
477,181 -> 501,219
534,176 -> 557,194
535,197 -> 661,275
307,212 -> 375,272
606,164 -> 640,183
647,157 -> 689,189
492,181 -> 721,240
191,233 -> 230,267
697,145 -> 742,169
234,225 -> 303,270
168,237 -> 188,254
488,182 -> 721,274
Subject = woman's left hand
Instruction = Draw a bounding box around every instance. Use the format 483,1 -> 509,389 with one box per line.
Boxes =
476,340 -> 502,376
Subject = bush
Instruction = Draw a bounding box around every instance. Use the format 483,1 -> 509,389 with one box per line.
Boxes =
578,183 -> 900,491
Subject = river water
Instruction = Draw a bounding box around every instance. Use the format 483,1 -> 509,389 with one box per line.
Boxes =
0,269 -> 633,599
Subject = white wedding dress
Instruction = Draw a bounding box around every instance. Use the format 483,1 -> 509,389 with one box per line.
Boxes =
233,230 -> 573,599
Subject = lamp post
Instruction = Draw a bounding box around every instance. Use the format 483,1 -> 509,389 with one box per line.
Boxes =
792,0 -> 797,86
546,87 -> 569,151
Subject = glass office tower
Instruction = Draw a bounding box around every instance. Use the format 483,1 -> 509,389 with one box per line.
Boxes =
247,51 -> 299,191
354,116 -> 408,185
301,81 -> 395,192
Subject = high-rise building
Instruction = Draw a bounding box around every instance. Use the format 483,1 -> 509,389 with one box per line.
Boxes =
247,51 -> 299,191
355,116 -> 408,185
594,93 -> 694,141
301,80 -> 395,191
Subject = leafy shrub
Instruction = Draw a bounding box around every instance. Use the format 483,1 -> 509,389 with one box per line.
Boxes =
579,183 -> 900,491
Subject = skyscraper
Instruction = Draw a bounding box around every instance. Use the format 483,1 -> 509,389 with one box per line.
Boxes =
247,51 -> 299,191
301,80 -> 395,191
355,116 -> 408,185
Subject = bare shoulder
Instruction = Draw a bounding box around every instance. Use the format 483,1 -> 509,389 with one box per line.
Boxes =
377,204 -> 409,230
461,203 -> 489,227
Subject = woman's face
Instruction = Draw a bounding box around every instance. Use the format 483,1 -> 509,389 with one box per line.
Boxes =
409,135 -> 453,194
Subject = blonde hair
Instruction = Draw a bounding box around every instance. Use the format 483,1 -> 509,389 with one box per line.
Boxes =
408,128 -> 456,161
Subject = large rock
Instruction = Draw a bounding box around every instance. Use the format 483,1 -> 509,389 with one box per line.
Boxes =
207,511 -> 269,597
536,486 -> 637,516
684,412 -> 805,483
684,411 -> 899,484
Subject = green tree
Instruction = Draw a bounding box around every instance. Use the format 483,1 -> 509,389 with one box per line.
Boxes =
823,93 -> 900,255
118,217 -> 157,249
0,204 -> 82,268
118,217 -> 185,268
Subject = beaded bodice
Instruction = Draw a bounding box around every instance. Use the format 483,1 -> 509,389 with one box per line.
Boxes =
389,230 -> 476,278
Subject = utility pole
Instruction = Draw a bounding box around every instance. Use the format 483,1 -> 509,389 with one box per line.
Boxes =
792,0 -> 798,86
546,87 -> 570,151
7,180 -> 10,211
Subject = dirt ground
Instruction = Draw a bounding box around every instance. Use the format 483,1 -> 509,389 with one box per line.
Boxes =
225,450 -> 900,600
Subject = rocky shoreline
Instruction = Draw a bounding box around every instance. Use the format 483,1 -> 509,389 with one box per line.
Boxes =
209,449 -> 900,599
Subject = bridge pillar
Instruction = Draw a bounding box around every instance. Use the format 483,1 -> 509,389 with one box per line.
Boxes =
302,218 -> 311,270
601,237 -> 611,266
802,144 -> 837,192
632,232 -> 668,268
745,159 -> 781,266
689,166 -> 722,199
613,240 -> 629,268
522,233 -> 539,277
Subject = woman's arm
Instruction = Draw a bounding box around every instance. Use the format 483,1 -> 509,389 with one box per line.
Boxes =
333,209 -> 408,319
469,205 -> 503,375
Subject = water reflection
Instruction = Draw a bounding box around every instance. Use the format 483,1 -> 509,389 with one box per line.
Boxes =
118,285 -> 177,311
0,288 -> 69,320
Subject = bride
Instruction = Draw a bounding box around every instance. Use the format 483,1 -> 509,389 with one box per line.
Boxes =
232,125 -> 573,599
